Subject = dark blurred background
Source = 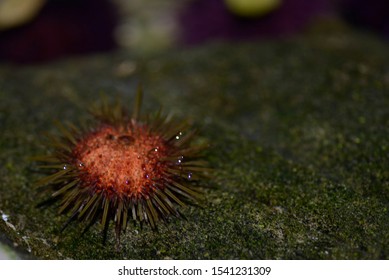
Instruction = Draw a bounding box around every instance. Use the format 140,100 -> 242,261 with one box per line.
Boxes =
0,0 -> 387,64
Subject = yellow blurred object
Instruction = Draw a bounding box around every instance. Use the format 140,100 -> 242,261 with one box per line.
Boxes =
225,0 -> 282,17
0,0 -> 46,30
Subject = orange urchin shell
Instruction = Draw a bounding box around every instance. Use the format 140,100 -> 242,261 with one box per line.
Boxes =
34,87 -> 209,243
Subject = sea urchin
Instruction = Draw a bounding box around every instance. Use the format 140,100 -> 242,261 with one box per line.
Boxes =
34,87 -> 209,243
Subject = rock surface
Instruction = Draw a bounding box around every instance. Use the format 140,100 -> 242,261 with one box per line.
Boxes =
0,28 -> 388,259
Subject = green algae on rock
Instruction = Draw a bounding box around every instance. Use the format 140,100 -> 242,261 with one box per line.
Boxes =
0,28 -> 388,259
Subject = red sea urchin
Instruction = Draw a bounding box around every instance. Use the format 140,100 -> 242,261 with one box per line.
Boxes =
34,87 -> 209,243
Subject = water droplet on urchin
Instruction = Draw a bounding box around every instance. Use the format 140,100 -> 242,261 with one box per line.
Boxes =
176,155 -> 184,165
175,131 -> 183,140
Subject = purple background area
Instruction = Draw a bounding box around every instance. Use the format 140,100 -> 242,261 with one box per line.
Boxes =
178,0 -> 332,45
0,0 -> 117,64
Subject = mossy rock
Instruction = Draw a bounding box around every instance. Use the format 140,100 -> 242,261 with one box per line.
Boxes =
0,28 -> 388,259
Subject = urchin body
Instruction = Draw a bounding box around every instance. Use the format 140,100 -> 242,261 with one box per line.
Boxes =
75,124 -> 169,200
35,88 -> 208,243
